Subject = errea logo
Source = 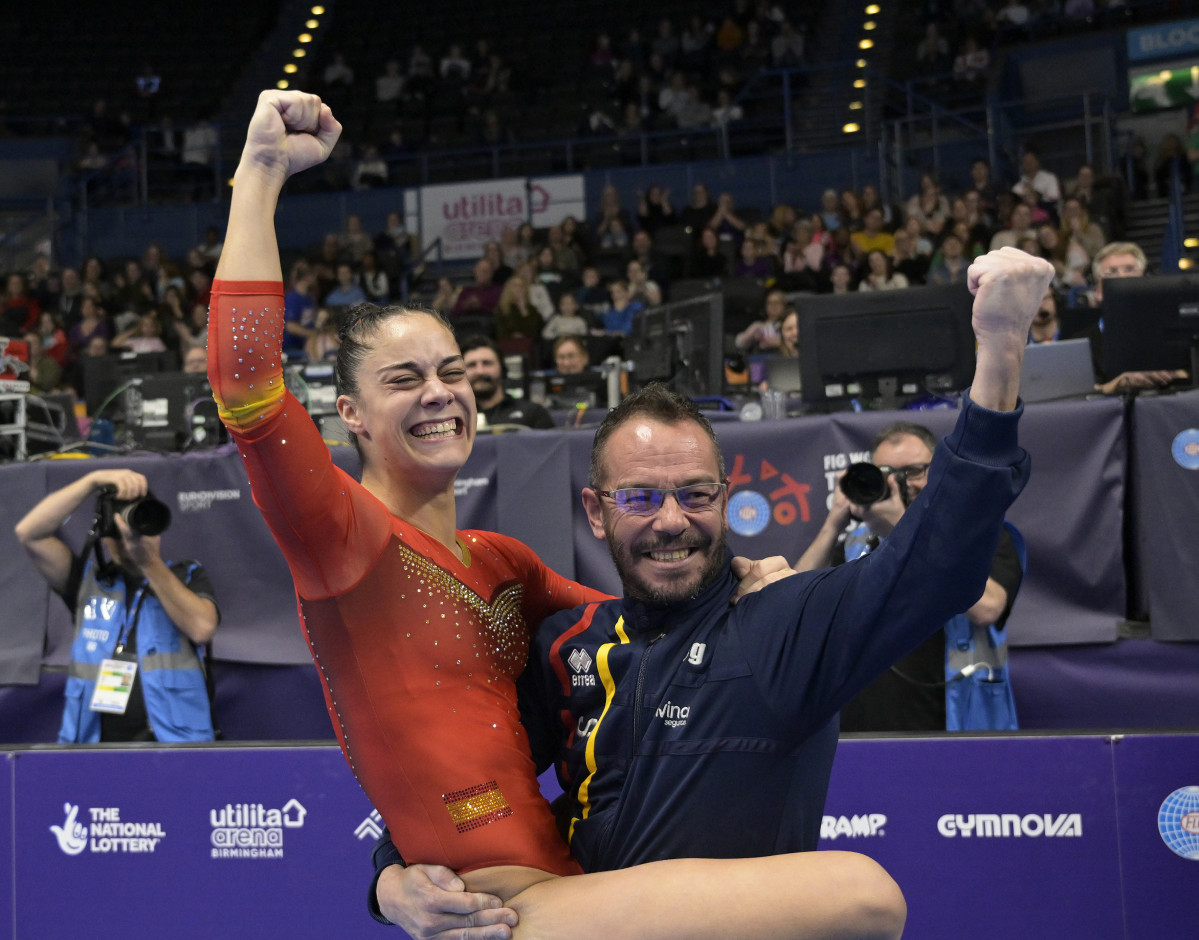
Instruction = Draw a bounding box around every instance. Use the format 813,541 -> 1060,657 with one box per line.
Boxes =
568,648 -> 595,687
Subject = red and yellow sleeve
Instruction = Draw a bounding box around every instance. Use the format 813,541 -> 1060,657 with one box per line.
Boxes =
207,279 -> 288,432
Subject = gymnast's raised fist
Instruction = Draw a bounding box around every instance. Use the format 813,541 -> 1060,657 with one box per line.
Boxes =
240,89 -> 343,182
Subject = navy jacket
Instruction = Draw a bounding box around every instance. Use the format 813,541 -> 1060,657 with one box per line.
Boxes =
518,393 -> 1028,871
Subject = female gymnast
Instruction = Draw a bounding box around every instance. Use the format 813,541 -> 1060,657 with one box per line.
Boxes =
208,90 -> 904,940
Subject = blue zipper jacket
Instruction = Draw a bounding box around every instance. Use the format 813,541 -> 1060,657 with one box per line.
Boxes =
518,394 -> 1029,871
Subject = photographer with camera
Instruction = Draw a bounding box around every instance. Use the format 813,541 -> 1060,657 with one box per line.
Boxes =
14,469 -> 218,742
795,422 -> 1023,732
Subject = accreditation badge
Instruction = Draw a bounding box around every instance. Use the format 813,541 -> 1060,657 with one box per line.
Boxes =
89,652 -> 138,714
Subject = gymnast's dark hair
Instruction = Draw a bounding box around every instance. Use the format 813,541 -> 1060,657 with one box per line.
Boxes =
333,302 -> 454,399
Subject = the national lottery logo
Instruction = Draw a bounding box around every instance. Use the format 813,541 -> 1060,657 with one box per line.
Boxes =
50,802 -> 166,856
725,455 -> 811,536
209,799 -> 307,860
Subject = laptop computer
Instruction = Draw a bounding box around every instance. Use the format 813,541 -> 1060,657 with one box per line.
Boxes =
1019,338 -> 1096,403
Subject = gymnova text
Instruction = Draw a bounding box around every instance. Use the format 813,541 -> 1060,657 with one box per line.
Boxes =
937,813 -> 1083,837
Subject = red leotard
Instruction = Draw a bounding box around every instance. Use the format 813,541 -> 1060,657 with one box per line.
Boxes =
208,280 -> 603,875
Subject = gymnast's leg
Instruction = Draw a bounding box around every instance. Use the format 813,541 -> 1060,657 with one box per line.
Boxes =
502,852 -> 905,940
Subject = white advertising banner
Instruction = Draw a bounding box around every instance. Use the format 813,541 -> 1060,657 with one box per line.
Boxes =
418,175 -> 586,260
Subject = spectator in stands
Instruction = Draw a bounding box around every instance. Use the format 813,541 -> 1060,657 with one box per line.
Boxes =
771,19 -> 805,67
1059,196 -> 1105,260
67,296 -> 110,360
915,21 -> 953,88
183,344 -> 209,373
358,251 -> 390,304
996,1 -> 1031,28
111,311 -> 167,354
54,267 -> 84,330
598,216 -> 630,252
353,145 -> 389,190
779,221 -> 823,292
891,227 -> 930,285
626,258 -> 662,308
952,35 -> 990,92
336,214 -> 371,263
576,265 -> 612,322
2,273 -> 42,337
374,210 -> 413,282
679,183 -> 718,239
777,306 -> 800,359
735,288 -> 787,354
1155,132 -> 1192,196
429,277 -> 459,315
949,219 -> 987,261
405,43 -> 434,101
636,185 -> 675,234
1028,289 -> 1061,344
324,262 -> 366,310
375,59 -> 404,110
494,271 -> 543,358
905,173 -> 951,238
1013,149 -> 1062,220
858,250 -> 909,291
839,189 -> 864,233
734,238 -> 776,281
480,240 -> 513,286
180,114 -> 218,201
552,335 -> 591,375
283,264 -> 318,358
716,15 -> 745,53
851,207 -> 894,256
36,311 -> 70,371
541,292 -> 590,342
680,15 -> 714,70
545,226 -> 581,277
450,256 -> 503,318
603,280 -> 641,336
990,202 -> 1035,251
593,184 -> 634,246
324,52 -> 355,90
824,226 -> 862,281
692,226 -> 730,279
560,216 -> 590,265
459,335 -> 554,429
174,300 -> 209,352
967,158 -> 1001,219
928,232 -> 970,285
860,184 -> 896,231
708,191 -> 749,249
829,263 -> 854,294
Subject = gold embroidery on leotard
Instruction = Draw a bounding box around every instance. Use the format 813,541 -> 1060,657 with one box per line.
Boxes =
396,542 -> 528,677
443,781 -> 514,832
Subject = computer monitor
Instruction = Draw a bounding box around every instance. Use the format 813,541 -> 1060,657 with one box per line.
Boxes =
1101,274 -> 1199,382
797,284 -> 976,411
628,293 -> 725,400
82,350 -> 179,417
542,369 -> 608,409
123,371 -> 216,452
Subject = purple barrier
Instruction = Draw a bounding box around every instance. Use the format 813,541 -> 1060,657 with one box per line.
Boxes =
6,735 -> 1197,939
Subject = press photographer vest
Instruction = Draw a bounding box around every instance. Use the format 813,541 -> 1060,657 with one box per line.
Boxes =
59,560 -> 214,743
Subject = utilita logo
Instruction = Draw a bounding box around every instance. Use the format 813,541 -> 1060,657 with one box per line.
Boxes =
209,799 -> 307,859
821,814 -> 886,840
937,813 -> 1082,838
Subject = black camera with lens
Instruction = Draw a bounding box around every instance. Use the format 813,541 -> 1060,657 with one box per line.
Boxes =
839,463 -> 916,508
96,486 -> 172,538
